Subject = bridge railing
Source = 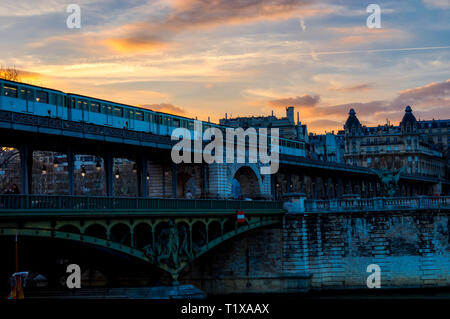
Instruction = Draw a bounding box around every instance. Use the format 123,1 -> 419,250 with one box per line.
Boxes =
0,194 -> 284,211
304,196 -> 450,212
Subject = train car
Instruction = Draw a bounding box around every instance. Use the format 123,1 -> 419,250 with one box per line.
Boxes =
0,79 -> 67,119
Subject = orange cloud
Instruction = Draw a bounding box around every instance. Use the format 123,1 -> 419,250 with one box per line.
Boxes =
139,103 -> 186,115
103,38 -> 167,53
268,94 -> 320,108
103,0 -> 322,53
331,83 -> 373,92
328,26 -> 405,46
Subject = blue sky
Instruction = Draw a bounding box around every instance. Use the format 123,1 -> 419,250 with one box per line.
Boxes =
0,0 -> 449,132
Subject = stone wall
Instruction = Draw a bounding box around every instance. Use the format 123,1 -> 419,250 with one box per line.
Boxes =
283,210 -> 450,289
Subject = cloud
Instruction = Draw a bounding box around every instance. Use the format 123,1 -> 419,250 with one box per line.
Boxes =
104,38 -> 167,53
139,103 -> 186,115
168,0 -> 316,28
0,68 -> 43,83
423,0 -> 450,9
105,0 -> 319,53
268,94 -> 320,108
384,79 -> 450,113
331,83 -> 373,92
307,119 -> 343,132
328,26 -> 406,46
301,79 -> 450,133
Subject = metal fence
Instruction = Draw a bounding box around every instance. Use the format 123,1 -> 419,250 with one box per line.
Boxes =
0,194 -> 284,211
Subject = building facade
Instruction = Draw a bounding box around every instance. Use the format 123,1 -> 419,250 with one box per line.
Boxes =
309,132 -> 345,163
343,106 -> 447,178
219,106 -> 309,143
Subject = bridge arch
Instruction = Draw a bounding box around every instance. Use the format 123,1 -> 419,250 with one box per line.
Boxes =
134,222 -> 153,249
110,223 -> 131,246
230,164 -> 263,199
84,224 -> 107,240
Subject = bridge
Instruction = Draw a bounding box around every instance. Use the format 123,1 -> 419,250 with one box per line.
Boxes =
0,194 -> 283,281
1,194 -> 449,286
0,103 -> 450,294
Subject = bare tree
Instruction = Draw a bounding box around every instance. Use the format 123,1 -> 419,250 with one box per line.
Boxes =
0,65 -> 20,81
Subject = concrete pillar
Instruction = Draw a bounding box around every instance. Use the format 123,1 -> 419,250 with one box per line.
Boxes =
103,152 -> 114,197
19,144 -> 33,195
137,156 -> 147,197
172,163 -> 178,198
201,164 -> 207,198
67,148 -> 74,196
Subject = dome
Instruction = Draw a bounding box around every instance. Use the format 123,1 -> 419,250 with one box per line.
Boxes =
344,108 -> 361,129
400,105 -> 417,127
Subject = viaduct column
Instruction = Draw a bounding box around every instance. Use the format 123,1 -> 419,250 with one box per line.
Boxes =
103,152 -> 114,197
19,144 -> 33,195
172,163 -> 178,198
67,148 -> 74,196
137,156 -> 148,198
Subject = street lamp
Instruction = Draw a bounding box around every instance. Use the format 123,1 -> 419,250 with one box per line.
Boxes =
81,166 -> 86,177
95,160 -> 101,172
115,169 -> 120,179
53,157 -> 59,168
146,173 -> 150,181
132,163 -> 137,174
41,165 -> 47,175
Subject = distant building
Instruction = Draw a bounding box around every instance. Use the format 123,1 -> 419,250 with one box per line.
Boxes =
343,106 -> 447,178
309,132 -> 345,163
219,106 -> 309,143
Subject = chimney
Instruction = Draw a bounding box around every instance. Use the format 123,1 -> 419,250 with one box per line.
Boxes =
225,113 -> 227,119
271,110 -> 274,116
286,106 -> 294,123
297,112 -> 300,124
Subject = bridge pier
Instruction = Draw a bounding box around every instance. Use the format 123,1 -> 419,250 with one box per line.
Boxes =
19,144 -> 33,195
103,152 -> 114,197
136,156 -> 148,198
67,148 -> 74,196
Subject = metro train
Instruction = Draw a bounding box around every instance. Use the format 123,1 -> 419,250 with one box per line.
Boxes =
0,78 -> 306,157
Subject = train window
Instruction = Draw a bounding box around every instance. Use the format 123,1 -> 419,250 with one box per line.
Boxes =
50,94 -> 63,106
36,90 -> 48,103
188,121 -> 194,130
127,109 -> 134,119
172,118 -> 180,127
113,106 -> 123,117
3,85 -> 18,98
135,111 -> 144,121
19,88 -> 34,101
101,104 -> 112,115
144,112 -> 151,122
91,102 -> 100,113
82,100 -> 89,111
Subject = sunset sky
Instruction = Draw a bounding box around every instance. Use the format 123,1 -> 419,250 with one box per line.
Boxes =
1,0 -> 449,133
